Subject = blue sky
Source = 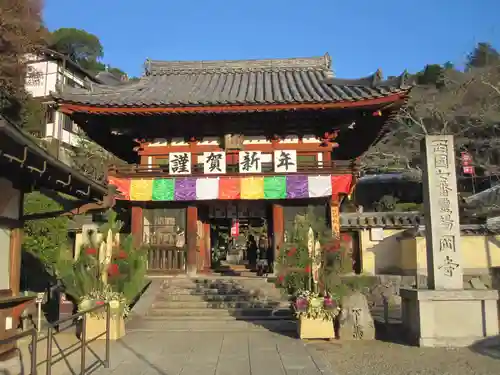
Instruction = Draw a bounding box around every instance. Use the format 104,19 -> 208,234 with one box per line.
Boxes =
43,0 -> 499,78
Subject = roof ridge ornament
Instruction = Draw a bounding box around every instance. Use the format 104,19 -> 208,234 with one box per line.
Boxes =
371,68 -> 383,87
145,54 -> 331,75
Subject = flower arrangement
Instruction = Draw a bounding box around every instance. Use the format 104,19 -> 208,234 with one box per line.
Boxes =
78,286 -> 130,318
275,208 -> 355,311
56,210 -> 147,319
294,290 -> 340,321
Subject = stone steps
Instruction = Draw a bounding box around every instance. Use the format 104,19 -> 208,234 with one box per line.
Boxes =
147,307 -> 293,318
151,300 -> 289,309
155,293 -> 264,302
142,277 -> 294,332
127,317 -> 297,332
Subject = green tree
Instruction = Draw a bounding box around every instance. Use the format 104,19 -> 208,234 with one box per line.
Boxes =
416,64 -> 445,86
48,28 -> 104,71
72,130 -> 125,183
467,42 -> 499,68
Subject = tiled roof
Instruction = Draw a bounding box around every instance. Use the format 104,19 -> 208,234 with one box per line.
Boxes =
340,211 -> 422,228
0,117 -> 108,200
53,53 -> 411,108
94,71 -> 125,86
465,185 -> 500,207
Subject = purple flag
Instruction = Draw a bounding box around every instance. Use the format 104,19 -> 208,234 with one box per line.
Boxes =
286,175 -> 308,199
175,178 -> 197,201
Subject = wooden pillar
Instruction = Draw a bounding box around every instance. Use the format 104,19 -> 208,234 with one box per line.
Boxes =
330,195 -> 340,238
203,222 -> 211,272
272,204 -> 284,272
131,206 -> 143,247
186,205 -> 198,276
9,228 -> 22,296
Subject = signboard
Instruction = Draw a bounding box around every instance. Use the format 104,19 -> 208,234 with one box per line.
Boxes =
213,204 -> 226,218
237,202 -> 250,218
203,151 -> 226,174
248,204 -> 266,218
274,150 -> 297,173
36,292 -> 46,304
230,220 -> 240,237
239,151 -> 262,173
463,166 -> 475,175
460,152 -> 472,166
224,134 -> 244,150
169,152 -> 191,175
227,203 -> 237,218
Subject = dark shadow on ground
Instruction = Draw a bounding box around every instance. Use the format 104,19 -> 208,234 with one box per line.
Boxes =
469,335 -> 500,360
372,321 -> 409,345
117,340 -> 169,375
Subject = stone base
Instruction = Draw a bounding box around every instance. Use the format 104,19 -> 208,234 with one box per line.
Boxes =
298,317 -> 335,340
400,288 -> 499,347
85,315 -> 125,341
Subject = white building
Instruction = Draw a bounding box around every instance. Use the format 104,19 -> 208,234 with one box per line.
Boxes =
24,49 -> 103,147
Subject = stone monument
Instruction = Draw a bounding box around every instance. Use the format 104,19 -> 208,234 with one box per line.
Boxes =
400,135 -> 499,347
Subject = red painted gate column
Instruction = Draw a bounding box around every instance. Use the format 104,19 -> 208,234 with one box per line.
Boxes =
203,222 -> 211,272
186,205 -> 198,276
131,206 -> 143,247
272,203 -> 284,273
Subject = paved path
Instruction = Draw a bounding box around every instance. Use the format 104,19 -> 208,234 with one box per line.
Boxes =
1,331 -> 108,375
93,331 -> 334,375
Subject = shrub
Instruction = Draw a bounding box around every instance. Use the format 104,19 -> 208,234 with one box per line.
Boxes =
23,192 -> 71,275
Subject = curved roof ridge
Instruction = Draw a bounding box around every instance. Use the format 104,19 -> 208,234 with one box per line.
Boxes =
323,70 -> 414,88
145,53 -> 331,76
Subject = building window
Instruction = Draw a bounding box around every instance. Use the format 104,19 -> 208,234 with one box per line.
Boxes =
45,106 -> 55,123
62,114 -> 74,132
297,154 -> 317,168
155,157 -> 169,166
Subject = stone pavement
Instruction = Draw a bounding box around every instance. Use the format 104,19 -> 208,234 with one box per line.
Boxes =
92,331 -> 334,375
314,338 -> 500,375
1,331 -> 108,375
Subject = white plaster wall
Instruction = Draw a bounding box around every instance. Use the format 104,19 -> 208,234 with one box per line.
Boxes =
26,55 -> 86,145
25,60 -> 58,98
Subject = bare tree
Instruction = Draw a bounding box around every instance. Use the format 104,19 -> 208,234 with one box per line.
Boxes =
362,63 -> 500,177
0,0 -> 46,118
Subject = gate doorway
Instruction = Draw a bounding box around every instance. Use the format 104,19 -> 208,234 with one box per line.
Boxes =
142,206 -> 187,274
207,201 -> 270,275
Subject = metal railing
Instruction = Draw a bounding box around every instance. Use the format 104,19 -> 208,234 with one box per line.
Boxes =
0,303 -> 111,375
0,328 -> 38,375
46,303 -> 111,375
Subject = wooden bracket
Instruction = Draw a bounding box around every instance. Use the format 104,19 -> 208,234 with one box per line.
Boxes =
76,185 -> 90,197
27,160 -> 47,176
56,174 -> 71,187
3,147 -> 28,166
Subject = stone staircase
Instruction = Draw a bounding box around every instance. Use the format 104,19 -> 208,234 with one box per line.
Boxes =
127,277 -> 296,333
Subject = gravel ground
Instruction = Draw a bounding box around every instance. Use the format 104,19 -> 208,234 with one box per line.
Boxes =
311,338 -> 500,375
